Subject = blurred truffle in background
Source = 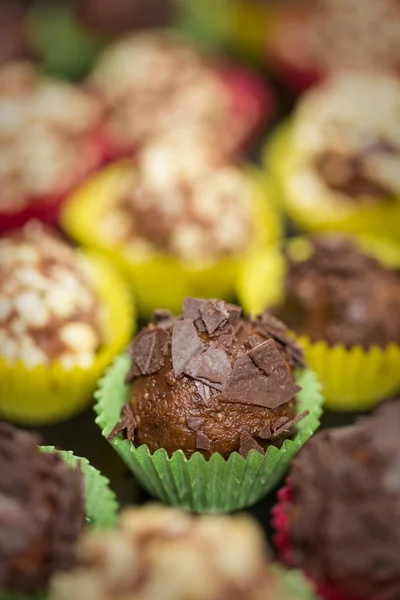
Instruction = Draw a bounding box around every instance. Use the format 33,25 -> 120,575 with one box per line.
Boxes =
71,0 -> 175,36
0,0 -> 34,65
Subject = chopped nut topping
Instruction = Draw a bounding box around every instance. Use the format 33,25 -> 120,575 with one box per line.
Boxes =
0,220 -> 102,368
50,505 -> 293,600
0,61 -> 103,212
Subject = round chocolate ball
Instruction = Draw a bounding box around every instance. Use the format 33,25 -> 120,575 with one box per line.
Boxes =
285,400 -> 400,599
275,235 -> 400,348
0,422 -> 85,593
111,297 -> 306,459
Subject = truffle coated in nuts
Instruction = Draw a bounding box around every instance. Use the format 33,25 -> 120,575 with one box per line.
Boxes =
286,400 -> 400,599
0,220 -> 103,367
50,504 -> 296,600
274,235 -> 400,348
0,61 -> 104,211
99,134 -> 254,262
0,422 -> 85,594
111,297 -> 306,459
89,32 -> 255,157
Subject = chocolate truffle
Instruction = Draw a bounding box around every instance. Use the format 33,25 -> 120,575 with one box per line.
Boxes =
0,421 -> 85,594
0,220 -> 103,368
289,71 -> 400,202
274,235 -> 400,349
51,504 -> 296,600
285,400 -> 400,600
89,31 -> 263,157
98,133 -> 254,261
111,297 -> 307,459
0,61 -> 104,214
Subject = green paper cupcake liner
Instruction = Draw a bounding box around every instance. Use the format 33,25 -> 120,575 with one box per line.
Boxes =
0,447 -> 118,600
274,567 -> 317,600
95,354 -> 323,514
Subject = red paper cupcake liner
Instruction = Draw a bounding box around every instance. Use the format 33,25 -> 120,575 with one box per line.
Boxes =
272,483 -> 365,600
0,127 -> 112,234
218,64 -> 274,151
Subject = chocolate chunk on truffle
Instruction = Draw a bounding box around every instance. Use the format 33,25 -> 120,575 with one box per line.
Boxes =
0,422 -> 85,594
50,505 -> 297,600
113,297 -> 306,459
285,401 -> 400,599
274,235 -> 400,348
109,404 -> 136,442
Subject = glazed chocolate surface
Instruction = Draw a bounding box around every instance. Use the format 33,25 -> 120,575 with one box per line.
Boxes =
0,422 -> 85,594
111,298 -> 306,459
274,236 -> 400,348
286,400 -> 400,600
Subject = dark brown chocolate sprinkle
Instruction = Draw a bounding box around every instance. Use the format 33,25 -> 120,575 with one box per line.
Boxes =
239,432 -> 265,458
272,416 -> 290,432
194,381 -> 213,405
108,404 -> 137,442
127,328 -> 169,381
186,417 -> 205,431
270,411 -> 309,440
220,340 -> 300,408
182,297 -> 205,323
257,312 -> 306,369
199,299 -> 229,335
153,309 -> 174,329
185,343 -> 232,391
258,423 -> 272,440
196,432 -> 211,452
171,319 -> 204,377
226,303 -> 242,327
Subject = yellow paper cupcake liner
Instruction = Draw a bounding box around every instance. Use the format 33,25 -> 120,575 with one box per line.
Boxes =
238,238 -> 400,411
0,252 -> 135,425
265,122 -> 400,241
61,161 -> 282,318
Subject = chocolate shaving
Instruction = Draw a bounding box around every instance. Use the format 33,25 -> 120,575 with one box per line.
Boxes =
258,423 -> 272,440
127,328 -> 168,382
194,381 -> 213,405
270,411 -> 309,440
186,343 -> 232,391
182,297 -> 205,323
226,303 -> 242,327
272,416 -> 289,432
199,299 -> 229,335
196,432 -> 211,452
108,404 -> 137,442
257,312 -> 306,369
171,319 -> 204,377
239,432 -> 265,458
220,340 -> 300,408
186,417 -> 205,431
153,309 -> 174,329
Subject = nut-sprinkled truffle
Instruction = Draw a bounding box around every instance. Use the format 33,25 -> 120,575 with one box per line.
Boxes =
290,71 -> 400,201
0,421 -> 85,594
50,504 -> 295,600
0,61 -> 104,214
99,134 -> 254,261
110,297 -> 306,459
274,235 -> 400,348
89,31 -> 265,157
284,400 -> 400,600
0,220 -> 103,368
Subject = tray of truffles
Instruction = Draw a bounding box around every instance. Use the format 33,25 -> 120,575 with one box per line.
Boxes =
1,2 -> 400,599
